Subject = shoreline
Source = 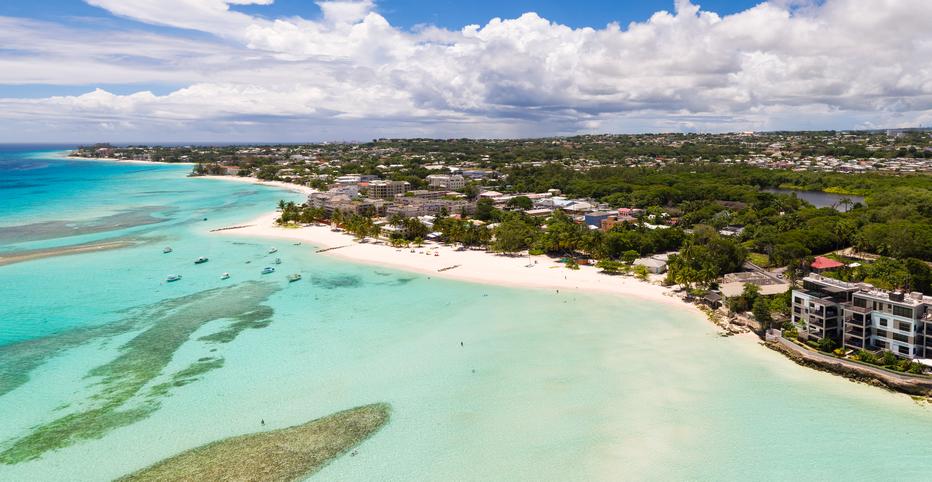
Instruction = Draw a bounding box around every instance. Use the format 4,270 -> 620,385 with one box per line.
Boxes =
195,175 -> 316,197
212,212 -> 699,313
201,181 -> 932,398
57,153 -> 196,166
212,209 -> 932,398
48,153 -> 315,197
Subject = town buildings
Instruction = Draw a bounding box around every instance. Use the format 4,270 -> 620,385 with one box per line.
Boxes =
810,256 -> 845,273
792,275 -> 932,359
366,180 -> 409,200
310,185 -> 474,219
633,255 -> 671,274
426,174 -> 466,190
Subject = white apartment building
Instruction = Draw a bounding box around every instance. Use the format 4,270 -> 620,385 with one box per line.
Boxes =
792,275 -> 932,359
366,180 -> 409,200
426,174 -> 466,191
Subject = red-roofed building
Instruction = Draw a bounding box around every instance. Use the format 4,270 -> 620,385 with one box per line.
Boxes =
811,256 -> 844,272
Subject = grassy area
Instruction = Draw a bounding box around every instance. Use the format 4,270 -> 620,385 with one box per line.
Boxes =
118,403 -> 391,481
747,252 -> 770,268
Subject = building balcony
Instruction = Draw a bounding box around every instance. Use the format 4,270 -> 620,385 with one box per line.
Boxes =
844,316 -> 868,327
844,340 -> 866,350
845,305 -> 872,315
844,328 -> 865,338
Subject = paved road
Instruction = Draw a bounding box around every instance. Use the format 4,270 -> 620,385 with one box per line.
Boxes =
742,260 -> 785,284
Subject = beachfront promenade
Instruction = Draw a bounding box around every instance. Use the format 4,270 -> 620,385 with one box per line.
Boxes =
768,332 -> 932,396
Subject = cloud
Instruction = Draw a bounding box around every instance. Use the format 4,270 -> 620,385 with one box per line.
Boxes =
0,0 -> 931,141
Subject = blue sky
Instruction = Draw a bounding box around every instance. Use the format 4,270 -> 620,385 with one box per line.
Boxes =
0,0 -> 929,142
1,1 -> 762,30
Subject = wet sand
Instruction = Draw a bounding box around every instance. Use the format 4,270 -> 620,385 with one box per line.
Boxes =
0,238 -> 152,267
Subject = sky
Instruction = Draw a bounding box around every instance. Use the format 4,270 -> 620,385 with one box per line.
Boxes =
0,0 -> 930,143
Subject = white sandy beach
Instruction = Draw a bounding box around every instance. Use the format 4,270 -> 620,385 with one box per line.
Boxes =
63,153 -> 315,196
56,153 -> 196,166
214,212 -> 698,311
197,175 -> 317,197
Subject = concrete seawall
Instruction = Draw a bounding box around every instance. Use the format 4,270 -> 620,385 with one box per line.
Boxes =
766,336 -> 932,397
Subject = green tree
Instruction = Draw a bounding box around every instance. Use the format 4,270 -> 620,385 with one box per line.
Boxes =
475,198 -> 495,221
816,337 -> 836,353
507,196 -> 533,210
492,218 -> 537,254
771,242 -> 810,268
539,210 -> 587,255
402,217 -> 430,241
462,183 -> 479,201
596,259 -> 624,274
752,297 -> 772,331
666,226 -> 746,289
905,258 -> 932,294
728,283 -> 759,313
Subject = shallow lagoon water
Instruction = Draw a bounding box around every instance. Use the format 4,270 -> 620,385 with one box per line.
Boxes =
1,148 -> 931,481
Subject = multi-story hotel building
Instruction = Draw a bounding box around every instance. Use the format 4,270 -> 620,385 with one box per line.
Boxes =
366,180 -> 409,200
426,174 -> 466,191
791,274 -> 932,359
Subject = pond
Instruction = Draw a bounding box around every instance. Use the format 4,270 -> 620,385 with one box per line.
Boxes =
764,188 -> 865,212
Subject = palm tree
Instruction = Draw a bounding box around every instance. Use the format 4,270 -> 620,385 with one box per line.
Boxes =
839,197 -> 853,212
331,210 -> 344,227
698,263 -> 718,288
388,213 -> 405,227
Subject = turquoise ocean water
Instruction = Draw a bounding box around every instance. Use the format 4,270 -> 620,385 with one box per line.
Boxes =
1,147 -> 932,481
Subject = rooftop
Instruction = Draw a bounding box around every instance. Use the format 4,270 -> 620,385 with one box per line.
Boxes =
811,256 -> 845,270
804,274 -> 932,306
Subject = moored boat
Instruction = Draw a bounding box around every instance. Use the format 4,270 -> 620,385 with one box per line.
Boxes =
166,274 -> 182,282
287,273 -> 302,282
163,247 -> 172,253
221,272 -> 230,280
194,256 -> 209,264
268,247 -> 278,254
274,258 -> 282,265
261,267 -> 275,274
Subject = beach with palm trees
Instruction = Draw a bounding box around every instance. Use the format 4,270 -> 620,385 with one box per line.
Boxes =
214,212 -> 693,311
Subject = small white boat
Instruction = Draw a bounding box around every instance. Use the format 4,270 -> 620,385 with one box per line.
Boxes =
274,258 -> 282,265
287,273 -> 302,282
268,248 -> 278,254
163,247 -> 173,254
194,256 -> 209,264
261,267 -> 275,275
166,274 -> 182,282
221,272 -> 230,280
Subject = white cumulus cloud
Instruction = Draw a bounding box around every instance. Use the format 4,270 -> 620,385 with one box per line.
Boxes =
0,0 -> 930,141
